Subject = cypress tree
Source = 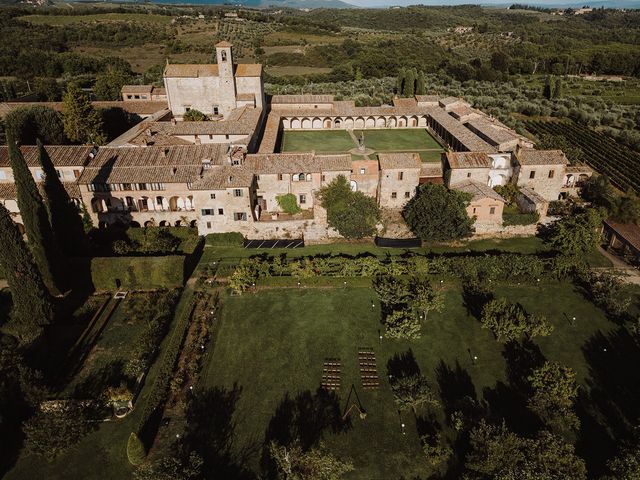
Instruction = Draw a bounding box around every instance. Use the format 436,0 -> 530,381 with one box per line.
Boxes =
404,69 -> 416,97
553,77 -> 563,99
38,140 -> 88,256
7,133 -> 66,293
396,68 -> 406,95
416,71 -> 427,96
543,76 -> 553,100
0,203 -> 54,345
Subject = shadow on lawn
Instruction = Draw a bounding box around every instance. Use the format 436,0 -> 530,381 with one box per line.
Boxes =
461,281 -> 494,321
184,384 -> 257,480
387,349 -> 420,379
482,339 -> 545,437
261,387 -> 351,479
576,327 -> 640,477
71,359 -> 125,398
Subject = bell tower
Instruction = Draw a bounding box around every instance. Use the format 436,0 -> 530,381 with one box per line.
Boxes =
215,41 -> 237,116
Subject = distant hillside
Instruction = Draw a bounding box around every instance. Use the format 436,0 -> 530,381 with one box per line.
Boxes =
104,0 -> 357,8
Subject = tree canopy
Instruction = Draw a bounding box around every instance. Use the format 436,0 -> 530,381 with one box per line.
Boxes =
481,298 -> 553,342
465,420 -> 587,480
0,203 -> 54,345
318,175 -> 380,239
4,106 -> 65,145
528,361 -> 579,432
62,83 -> 106,145
403,184 -> 473,242
8,133 -> 66,293
545,208 -> 604,256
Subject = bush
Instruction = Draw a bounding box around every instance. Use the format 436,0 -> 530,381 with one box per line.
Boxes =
127,432 -> 146,465
276,193 -> 301,214
183,109 -> 208,121
205,232 -> 245,247
503,211 -> 539,226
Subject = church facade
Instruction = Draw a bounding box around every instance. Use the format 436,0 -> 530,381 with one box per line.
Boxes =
163,41 -> 264,119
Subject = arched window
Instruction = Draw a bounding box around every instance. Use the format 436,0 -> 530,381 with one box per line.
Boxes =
306,173 -> 311,182
298,173 -> 305,182
221,51 -> 227,62
350,180 -> 358,192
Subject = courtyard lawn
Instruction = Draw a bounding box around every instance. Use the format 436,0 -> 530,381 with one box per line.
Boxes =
278,128 -> 445,160
280,130 -> 355,153
354,128 -> 442,151
201,282 -> 615,479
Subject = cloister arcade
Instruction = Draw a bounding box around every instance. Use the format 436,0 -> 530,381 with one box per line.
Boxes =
281,114 -> 428,131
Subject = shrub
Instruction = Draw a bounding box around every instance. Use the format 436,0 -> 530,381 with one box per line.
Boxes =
127,432 -> 146,465
183,109 -> 208,121
502,211 -> 539,226
481,298 -> 553,342
276,193 -> 301,214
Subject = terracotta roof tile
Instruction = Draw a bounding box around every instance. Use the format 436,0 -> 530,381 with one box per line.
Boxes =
244,153 -> 351,174
271,94 -> 334,104
446,151 -> 491,169
515,149 -> 568,166
0,181 -> 80,200
453,180 -> 506,203
190,165 -> 254,190
0,145 -> 93,168
378,153 -> 421,170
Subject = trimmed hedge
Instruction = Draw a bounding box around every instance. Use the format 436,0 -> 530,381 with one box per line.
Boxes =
91,256 -> 185,291
126,432 -> 146,466
136,288 -> 196,445
503,212 -> 540,226
205,232 -> 245,247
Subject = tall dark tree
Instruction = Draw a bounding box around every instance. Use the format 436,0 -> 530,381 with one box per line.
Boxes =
37,140 -> 88,256
8,133 -> 66,293
553,77 -> 563,99
0,203 -> 54,345
404,69 -> 417,97
415,70 -> 427,95
543,76 -> 553,100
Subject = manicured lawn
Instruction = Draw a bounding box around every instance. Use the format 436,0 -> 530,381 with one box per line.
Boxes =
279,128 -> 444,160
354,128 -> 442,151
201,282 -> 615,479
280,130 -> 355,153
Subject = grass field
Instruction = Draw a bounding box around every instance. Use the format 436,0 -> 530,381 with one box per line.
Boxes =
201,281 -> 616,479
18,13 -> 173,25
280,129 -> 355,153
279,128 -> 444,162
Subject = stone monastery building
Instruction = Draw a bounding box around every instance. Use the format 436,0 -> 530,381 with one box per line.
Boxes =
0,41 -> 592,240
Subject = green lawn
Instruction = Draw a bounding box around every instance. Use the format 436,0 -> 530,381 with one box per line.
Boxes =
201,282 -> 616,479
354,128 -> 442,151
280,130 -> 355,153
279,128 -> 444,161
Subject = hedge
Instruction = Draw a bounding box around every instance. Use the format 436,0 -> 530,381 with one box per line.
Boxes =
90,256 -> 185,291
205,232 -> 245,247
227,252 -> 576,293
503,212 -> 540,226
136,288 -> 196,446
